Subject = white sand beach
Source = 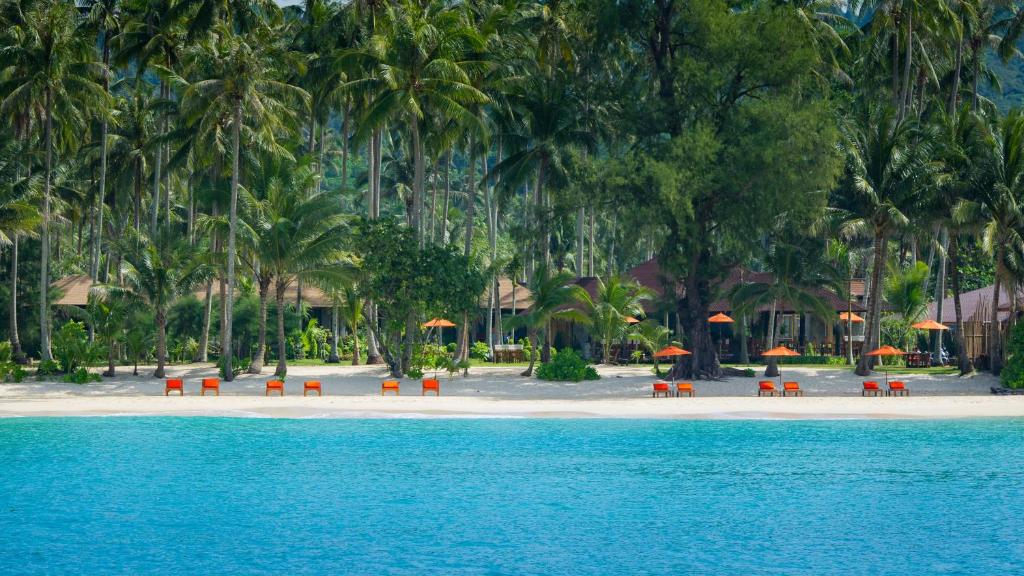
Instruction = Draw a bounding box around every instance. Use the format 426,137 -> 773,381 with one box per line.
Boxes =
1,363 -> 1021,419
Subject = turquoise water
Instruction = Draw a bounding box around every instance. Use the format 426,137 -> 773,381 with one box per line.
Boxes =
0,418 -> 1022,575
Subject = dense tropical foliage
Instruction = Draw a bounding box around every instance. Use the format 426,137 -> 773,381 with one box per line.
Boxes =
2,0 -> 1024,381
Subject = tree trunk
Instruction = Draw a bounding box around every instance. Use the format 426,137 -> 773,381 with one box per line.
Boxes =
971,38 -> 980,111
154,310 -> 167,378
535,155 -> 548,269
948,234 -> 974,375
341,108 -> 349,205
104,338 -> 116,377
933,228 -> 948,363
676,246 -> 720,379
575,206 -> 585,276
351,313 -> 361,366
198,279 -> 213,362
948,37 -> 963,114
275,280 -> 288,378
464,142 -> 476,258
990,244 -> 1005,374
39,89 -> 54,362
589,208 -> 596,276
149,82 -> 163,236
328,304 -> 340,363
366,302 -> 383,364
9,235 -> 24,363
248,276 -> 271,373
764,301 -> 779,377
223,101 -> 242,381
521,328 -> 538,376
856,233 -> 887,376
738,313 -> 749,364
441,149 -> 452,244
900,14 -> 913,119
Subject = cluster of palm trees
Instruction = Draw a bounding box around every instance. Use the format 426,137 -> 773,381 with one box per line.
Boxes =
3,0 -> 1024,381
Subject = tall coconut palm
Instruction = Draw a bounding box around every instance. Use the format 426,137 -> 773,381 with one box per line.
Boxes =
0,0 -> 110,362
179,22 -> 309,379
0,137 -> 41,363
835,104 -> 936,375
117,227 -> 211,378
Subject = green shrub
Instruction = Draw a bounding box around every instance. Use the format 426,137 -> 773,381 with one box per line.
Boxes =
0,361 -> 26,383
406,367 -> 425,378
52,321 -> 99,373
62,367 -> 101,384
774,355 -> 842,365
741,368 -> 755,377
1001,322 -> 1024,389
0,341 -> 11,363
536,349 -> 599,382
36,360 -> 61,378
469,341 -> 490,360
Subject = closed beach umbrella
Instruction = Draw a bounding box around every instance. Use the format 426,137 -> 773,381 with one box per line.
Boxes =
762,345 -> 800,387
654,345 -> 691,387
865,345 -> 906,386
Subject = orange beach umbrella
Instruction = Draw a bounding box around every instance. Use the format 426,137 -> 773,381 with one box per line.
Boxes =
653,345 -> 691,386
762,345 -> 800,387
866,345 -> 906,385
911,320 -> 948,331
625,316 -> 642,324
423,318 -> 456,328
839,312 -> 865,323
708,313 -> 734,323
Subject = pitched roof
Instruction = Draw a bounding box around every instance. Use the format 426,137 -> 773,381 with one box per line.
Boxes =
52,275 -> 94,306
194,279 -> 333,308
925,284 -> 1022,324
481,276 -> 533,309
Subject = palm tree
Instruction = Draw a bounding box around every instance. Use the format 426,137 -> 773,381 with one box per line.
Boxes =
118,227 -> 210,378
0,137 -> 40,363
506,267 -> 590,376
1,0 -> 110,362
179,22 -> 310,379
628,319 -> 672,376
586,276 -> 652,364
251,175 -> 349,378
882,261 -> 930,350
835,104 -> 935,375
343,0 -> 488,245
337,281 -> 364,366
66,288 -> 136,377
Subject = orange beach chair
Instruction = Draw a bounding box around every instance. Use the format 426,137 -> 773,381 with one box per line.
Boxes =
303,381 -> 322,396
201,378 -> 220,396
422,379 -> 440,396
783,381 -> 803,397
165,379 -> 184,396
381,380 -> 400,396
862,381 -> 883,397
888,381 -> 909,396
653,382 -> 671,397
676,382 -> 694,397
758,381 -> 779,397
265,380 -> 284,396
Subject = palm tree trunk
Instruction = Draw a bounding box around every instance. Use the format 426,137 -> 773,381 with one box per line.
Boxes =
39,88 -> 54,362
738,313 -> 749,364
430,161 -> 439,243
248,277 -> 270,373
948,37 -> 963,114
351,314 -> 361,366
464,142 -> 476,258
441,149 -> 452,244
542,320 -> 552,363
990,244 -> 1004,373
328,304 -> 340,363
900,14 -> 913,119
341,107 -> 349,204
932,228 -> 948,363
856,233 -> 888,376
589,208 -> 595,276
847,276 -> 855,365
372,129 -> 382,218
9,235 -> 24,363
949,234 -> 973,374
535,155 -> 548,269
275,280 -> 288,378
104,338 -> 116,377
198,279 -> 213,362
154,309 -> 167,378
223,101 -> 242,381
971,38 -> 980,111
521,329 -> 538,376
149,83 -> 163,236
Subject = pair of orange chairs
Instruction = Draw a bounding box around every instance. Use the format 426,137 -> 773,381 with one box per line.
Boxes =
758,381 -> 803,396
652,381 -> 695,397
863,381 -> 909,396
381,379 -> 441,396
164,378 -> 323,396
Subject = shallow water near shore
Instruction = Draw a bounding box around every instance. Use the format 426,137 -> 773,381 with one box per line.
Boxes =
1,418 -> 1022,574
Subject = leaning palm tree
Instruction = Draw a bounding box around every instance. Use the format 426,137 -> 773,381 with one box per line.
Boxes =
179,22 -> 310,379
117,227 -> 211,378
0,0 -> 110,361
505,267 -> 590,377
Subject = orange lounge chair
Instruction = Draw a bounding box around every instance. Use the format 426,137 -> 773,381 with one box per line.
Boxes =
862,381 -> 883,397
653,381 -> 671,398
783,381 -> 803,397
165,378 -> 183,396
265,380 -> 284,396
676,382 -> 694,397
381,380 -> 400,396
303,380 -> 322,396
422,379 -> 440,396
888,380 -> 909,396
758,381 -> 779,397
201,378 -> 220,396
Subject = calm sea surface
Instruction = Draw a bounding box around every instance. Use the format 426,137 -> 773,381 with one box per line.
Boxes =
0,417 -> 1021,575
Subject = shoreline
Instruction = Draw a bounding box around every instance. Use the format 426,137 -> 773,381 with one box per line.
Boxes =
2,395 -> 1023,420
